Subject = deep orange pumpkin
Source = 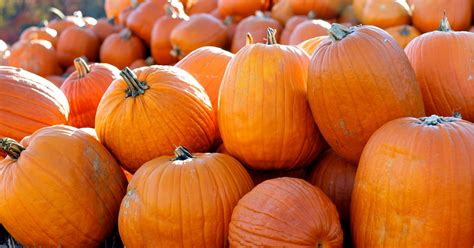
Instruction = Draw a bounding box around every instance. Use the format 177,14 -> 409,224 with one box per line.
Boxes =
385,25 -> 421,48
280,15 -> 307,45
229,177 -> 343,247
405,17 -> 474,122
270,0 -> 294,25
219,29 -> 325,170
307,24 -> 425,163
288,0 -> 345,19
100,28 -> 146,70
61,58 -> 120,128
411,0 -> 472,32
95,66 -> 216,173
129,56 -> 154,69
119,146 -> 253,247
126,0 -> 167,45
56,26 -> 100,68
186,0 -> 217,14
288,19 -> 331,45
19,26 -> 58,48
0,125 -> 127,247
105,0 -> 143,21
0,66 -> 69,141
351,115 -> 474,247
353,0 -> 411,28
90,18 -> 123,43
218,0 -> 271,17
297,35 -> 327,55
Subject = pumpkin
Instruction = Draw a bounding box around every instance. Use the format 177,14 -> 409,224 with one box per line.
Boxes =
90,18 -> 122,43
119,146 -> 253,247
219,29 -> 324,170
100,28 -> 146,70
218,0 -> 270,17
170,13 -> 227,59
297,35 -> 327,55
95,66 -> 216,173
280,15 -> 307,45
353,0 -> 410,29
118,6 -> 135,26
288,19 -> 331,45
82,16 -> 98,28
151,3 -> 189,65
105,0 -> 142,21
307,24 -> 425,163
56,26 -> 100,68
0,125 -> 127,247
61,58 -> 120,128
46,75 -> 66,88
385,25 -> 421,48
186,0 -> 218,14
405,16 -> 474,122
19,26 -> 58,48
338,5 -> 360,26
0,66 -> 69,141
46,7 -> 85,35
7,39 -> 62,77
411,0 -> 472,32
129,56 -> 154,69
229,177 -> 343,247
270,0 -> 293,25
288,0 -> 346,19
231,12 -> 282,53
351,115 -> 474,247
126,0 -> 167,45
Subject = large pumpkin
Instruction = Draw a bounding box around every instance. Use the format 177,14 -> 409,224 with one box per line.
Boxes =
288,19 -> 331,45
0,66 -> 69,141
218,0 -> 270,17
61,58 -> 120,128
119,146 -> 253,247
351,115 -> 474,247
100,28 -> 146,70
219,29 -> 325,170
7,39 -> 62,77
56,26 -> 100,68
95,66 -> 216,173
411,0 -> 472,32
0,125 -> 127,247
353,0 -> 410,28
126,0 -> 167,45
385,25 -> 421,48
288,0 -> 346,18
20,26 -> 58,48
307,24 -> 425,163
229,177 -> 343,247
170,13 -> 227,59
405,16 -> 474,122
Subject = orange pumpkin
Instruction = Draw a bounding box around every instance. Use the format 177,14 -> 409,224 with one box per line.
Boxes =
95,66 -> 216,173
119,146 -> 253,247
219,29 -> 325,170
7,39 -> 62,77
307,24 -> 425,163
412,0 -> 472,32
405,16 -> 474,122
297,35 -> 327,55
151,3 -> 189,65
231,12 -> 282,53
170,13 -> 227,59
0,66 -> 69,141
20,26 -> 58,48
270,0 -> 293,25
105,0 -> 143,21
118,5 -> 135,26
126,0 -> 167,45
351,115 -> 474,247
288,19 -> 331,45
129,56 -> 154,69
288,0 -> 346,18
280,15 -> 307,45
90,18 -> 123,43
353,0 -> 410,28
229,177 -> 343,247
46,8 -> 86,35
100,28 -> 146,70
385,25 -> 420,49
61,58 -> 120,128
218,0 -> 271,17
56,26 -> 100,68
0,125 -> 127,247
186,0 -> 218,14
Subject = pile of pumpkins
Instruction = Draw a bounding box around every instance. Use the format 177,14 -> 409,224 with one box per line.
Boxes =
0,0 -> 473,247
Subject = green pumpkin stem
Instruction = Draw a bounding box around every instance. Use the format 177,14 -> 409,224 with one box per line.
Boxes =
266,28 -> 277,45
329,23 -> 354,41
418,114 -> 461,126
120,67 -> 149,98
74,57 -> 90,78
0,138 -> 24,160
438,12 -> 451,32
174,146 -> 194,161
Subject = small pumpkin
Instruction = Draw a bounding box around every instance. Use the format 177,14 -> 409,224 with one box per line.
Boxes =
411,0 -> 472,32
405,16 -> 474,122
119,146 -> 253,247
288,19 -> 331,45
129,56 -> 154,69
307,24 -> 425,163
100,28 -> 146,70
90,18 -> 123,43
186,0 -> 218,14
351,115 -> 474,247
95,66 -> 216,172
46,7 -> 86,35
56,26 -> 100,68
19,26 -> 58,48
0,126 -> 127,247
229,177 -> 343,247
61,58 -> 120,128
170,13 -> 227,59
353,0 -> 411,29
385,25 -> 421,48
280,15 -> 307,45
288,0 -> 346,19
218,0 -> 271,17
126,0 -> 167,45
297,35 -> 327,55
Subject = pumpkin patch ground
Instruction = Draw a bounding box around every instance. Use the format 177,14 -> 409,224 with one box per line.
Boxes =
0,0 -> 473,247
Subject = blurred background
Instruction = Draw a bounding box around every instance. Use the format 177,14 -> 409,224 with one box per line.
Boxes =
0,0 -> 105,44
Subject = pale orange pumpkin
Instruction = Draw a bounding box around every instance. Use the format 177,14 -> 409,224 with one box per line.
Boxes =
385,25 -> 421,48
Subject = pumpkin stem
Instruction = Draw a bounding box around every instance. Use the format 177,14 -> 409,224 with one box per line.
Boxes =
399,25 -> 410,36
73,57 -> 90,78
0,138 -> 24,160
164,3 -> 177,18
246,33 -> 254,45
120,28 -> 132,40
49,7 -> 65,20
107,17 -> 115,25
255,10 -> 266,18
224,16 -> 233,26
170,44 -> 182,59
120,67 -> 149,98
266,28 -> 277,45
438,12 -> 451,32
417,114 -> 460,126
145,56 -> 155,66
307,10 -> 316,20
329,23 -> 354,41
73,11 -> 83,18
173,146 -> 194,161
